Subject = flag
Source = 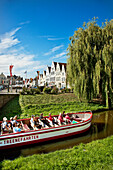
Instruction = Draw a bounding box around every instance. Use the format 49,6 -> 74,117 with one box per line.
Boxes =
9,65 -> 13,77
37,71 -> 40,79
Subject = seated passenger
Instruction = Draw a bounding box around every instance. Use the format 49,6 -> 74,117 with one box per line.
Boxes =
1,117 -> 9,133
58,113 -> 64,125
48,113 -> 58,126
30,115 -> 42,130
62,111 -> 66,118
34,117 -> 42,129
13,123 -> 22,133
7,122 -> 13,133
39,113 -> 51,128
10,117 -> 15,127
30,115 -> 35,128
65,113 -> 71,124
13,115 -> 18,124
30,115 -> 37,130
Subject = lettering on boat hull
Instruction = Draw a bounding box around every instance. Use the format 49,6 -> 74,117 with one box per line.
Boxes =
0,135 -> 39,147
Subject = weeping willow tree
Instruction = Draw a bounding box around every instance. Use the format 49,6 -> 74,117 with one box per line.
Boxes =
67,18 -> 113,107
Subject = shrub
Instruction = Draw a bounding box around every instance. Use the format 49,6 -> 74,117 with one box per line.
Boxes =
43,87 -> 51,94
20,91 -> 25,95
65,88 -> 71,93
61,89 -> 65,93
20,87 -> 28,95
51,87 -> 58,94
29,88 -> 34,95
33,87 -> 40,94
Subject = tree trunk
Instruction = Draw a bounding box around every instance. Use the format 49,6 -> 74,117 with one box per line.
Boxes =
105,81 -> 109,108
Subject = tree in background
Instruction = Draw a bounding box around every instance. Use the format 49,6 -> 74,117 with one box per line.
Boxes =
67,18 -> 113,107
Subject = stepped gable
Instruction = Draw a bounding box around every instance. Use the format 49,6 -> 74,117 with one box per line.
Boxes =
48,66 -> 51,73
40,74 -> 43,78
53,62 -> 57,70
43,70 -> 46,75
58,62 -> 67,71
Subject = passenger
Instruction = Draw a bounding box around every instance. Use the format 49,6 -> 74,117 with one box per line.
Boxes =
39,113 -> 51,128
58,113 -> 64,125
62,111 -> 66,118
7,122 -> 13,133
10,117 -> 15,127
48,113 -> 58,126
13,123 -> 22,133
34,117 -> 42,129
30,115 -> 35,128
65,113 -> 71,124
13,115 -> 18,124
1,117 -> 8,132
30,115 -> 42,130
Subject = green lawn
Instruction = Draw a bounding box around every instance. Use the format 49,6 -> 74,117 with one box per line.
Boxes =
1,135 -> 113,170
0,93 -> 106,120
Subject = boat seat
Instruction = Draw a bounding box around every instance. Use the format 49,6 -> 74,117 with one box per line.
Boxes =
47,119 -> 54,127
23,124 -> 30,131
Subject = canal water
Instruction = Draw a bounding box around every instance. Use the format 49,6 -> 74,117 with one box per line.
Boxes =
1,110 -> 113,161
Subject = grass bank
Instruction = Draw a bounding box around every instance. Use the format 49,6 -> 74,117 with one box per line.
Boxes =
1,135 -> 113,169
0,93 -> 106,120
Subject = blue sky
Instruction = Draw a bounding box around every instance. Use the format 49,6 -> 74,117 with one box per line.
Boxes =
0,0 -> 113,78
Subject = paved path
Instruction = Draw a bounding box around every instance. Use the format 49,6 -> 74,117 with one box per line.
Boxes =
0,89 -> 22,94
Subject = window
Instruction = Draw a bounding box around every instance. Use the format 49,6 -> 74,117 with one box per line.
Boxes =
50,77 -> 55,81
62,77 -> 65,82
51,71 -> 55,75
56,77 -> 61,81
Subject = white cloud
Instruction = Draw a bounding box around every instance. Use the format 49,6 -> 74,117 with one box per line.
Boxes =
38,35 -> 55,38
0,27 -> 45,78
33,65 -> 47,70
38,35 -> 65,41
52,51 -> 67,59
44,45 -> 64,56
0,27 -> 21,54
48,38 -> 65,41
19,21 -> 30,25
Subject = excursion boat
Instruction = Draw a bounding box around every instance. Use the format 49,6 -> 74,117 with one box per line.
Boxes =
0,111 -> 92,150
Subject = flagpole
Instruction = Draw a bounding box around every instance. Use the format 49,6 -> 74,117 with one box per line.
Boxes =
24,71 -> 27,88
9,65 -> 14,93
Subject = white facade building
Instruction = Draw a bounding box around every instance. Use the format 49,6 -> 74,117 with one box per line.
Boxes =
38,61 -> 67,89
39,71 -> 47,86
0,73 -> 9,87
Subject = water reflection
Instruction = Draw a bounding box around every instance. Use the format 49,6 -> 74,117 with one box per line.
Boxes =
1,110 -> 113,161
